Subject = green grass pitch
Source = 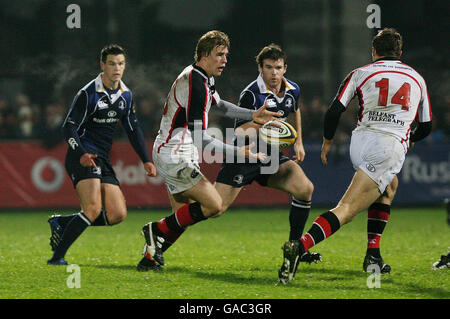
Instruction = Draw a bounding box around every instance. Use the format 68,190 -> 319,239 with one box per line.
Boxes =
0,208 -> 448,299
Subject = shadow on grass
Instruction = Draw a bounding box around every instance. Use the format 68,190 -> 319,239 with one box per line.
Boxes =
79,264 -> 137,271
79,263 -> 449,298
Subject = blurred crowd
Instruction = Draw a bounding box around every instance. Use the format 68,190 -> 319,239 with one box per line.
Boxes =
0,89 -> 448,150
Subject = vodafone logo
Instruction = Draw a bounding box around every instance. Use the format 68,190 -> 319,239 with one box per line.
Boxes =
31,157 -> 65,192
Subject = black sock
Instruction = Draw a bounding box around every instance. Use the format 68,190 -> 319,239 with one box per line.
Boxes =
91,209 -> 109,226
57,213 -> 78,228
51,212 -> 91,260
289,198 -> 311,240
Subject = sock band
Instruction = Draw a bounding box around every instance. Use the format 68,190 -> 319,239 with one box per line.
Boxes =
175,204 -> 195,227
188,202 -> 206,222
77,212 -> 91,226
367,203 -> 391,250
300,211 -> 340,252
291,198 -> 311,209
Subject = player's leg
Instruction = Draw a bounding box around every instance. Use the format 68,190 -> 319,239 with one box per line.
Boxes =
211,182 -> 243,218
265,160 -> 320,264
48,178 -> 102,264
266,160 -> 314,240
142,177 -> 222,266
99,183 -> 127,225
278,169 -> 382,283
363,175 -> 398,273
138,191 -> 192,271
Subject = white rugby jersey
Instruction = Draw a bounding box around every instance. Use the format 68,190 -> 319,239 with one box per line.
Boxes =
154,64 -> 220,160
336,58 -> 432,144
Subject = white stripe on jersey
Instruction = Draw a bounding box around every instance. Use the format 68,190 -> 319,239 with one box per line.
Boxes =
337,60 -> 431,144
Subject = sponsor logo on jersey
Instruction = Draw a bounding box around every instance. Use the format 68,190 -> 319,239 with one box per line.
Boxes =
108,110 -> 117,117
68,137 -> 78,150
167,183 -> 176,192
190,168 -> 200,179
233,174 -> 244,185
366,163 -> 376,172
266,99 -> 277,108
285,97 -> 293,108
91,166 -> 102,175
97,100 -> 108,110
93,117 -> 119,124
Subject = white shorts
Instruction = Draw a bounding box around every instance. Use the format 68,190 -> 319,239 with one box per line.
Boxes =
349,130 -> 406,193
152,148 -> 203,194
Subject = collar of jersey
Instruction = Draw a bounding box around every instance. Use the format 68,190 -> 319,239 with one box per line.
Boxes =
374,56 -> 401,62
94,73 -> 130,94
192,64 -> 215,87
256,74 -> 294,95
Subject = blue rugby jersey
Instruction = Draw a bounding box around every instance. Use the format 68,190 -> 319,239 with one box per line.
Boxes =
235,74 -> 300,128
62,73 -> 150,162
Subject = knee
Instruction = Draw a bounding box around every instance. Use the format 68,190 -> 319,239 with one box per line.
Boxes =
210,202 -> 230,218
332,204 -> 354,225
107,208 -> 127,225
293,180 -> 314,201
106,207 -> 127,225
202,197 -> 223,217
82,203 -> 102,222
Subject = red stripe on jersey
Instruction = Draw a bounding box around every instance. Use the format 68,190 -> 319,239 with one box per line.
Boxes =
337,71 -> 355,102
202,80 -> 208,129
426,91 -> 432,120
157,105 -> 182,153
356,87 -> 364,122
315,216 -> 332,237
157,78 -> 187,153
186,70 -> 193,122
402,101 -> 421,144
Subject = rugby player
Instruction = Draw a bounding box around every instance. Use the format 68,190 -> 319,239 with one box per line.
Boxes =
137,31 -> 282,271
278,28 -> 433,283
47,44 -> 157,265
213,43 -> 321,264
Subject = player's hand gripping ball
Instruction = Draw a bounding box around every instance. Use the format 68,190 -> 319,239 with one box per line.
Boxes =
259,119 -> 297,148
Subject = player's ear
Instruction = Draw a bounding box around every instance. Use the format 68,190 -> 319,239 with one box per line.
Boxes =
398,50 -> 402,59
100,60 -> 105,72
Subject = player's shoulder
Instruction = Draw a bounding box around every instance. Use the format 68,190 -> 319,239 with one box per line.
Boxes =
242,79 -> 259,95
79,78 -> 97,96
356,60 -> 426,85
284,78 -> 300,96
178,64 -> 209,88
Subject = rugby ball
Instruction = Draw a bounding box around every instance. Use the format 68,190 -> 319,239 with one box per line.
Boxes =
259,119 -> 297,148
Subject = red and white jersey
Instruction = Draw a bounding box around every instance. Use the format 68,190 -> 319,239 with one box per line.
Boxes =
154,64 -> 220,160
336,58 -> 432,145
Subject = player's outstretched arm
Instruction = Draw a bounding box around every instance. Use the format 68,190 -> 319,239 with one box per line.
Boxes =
251,101 -> 283,125
214,100 -> 281,124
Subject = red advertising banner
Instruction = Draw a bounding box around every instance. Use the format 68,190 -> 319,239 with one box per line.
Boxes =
0,141 -> 289,209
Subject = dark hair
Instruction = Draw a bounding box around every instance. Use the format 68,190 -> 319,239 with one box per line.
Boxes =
372,28 -> 403,57
256,43 -> 287,67
194,30 -> 230,62
100,44 -> 126,63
